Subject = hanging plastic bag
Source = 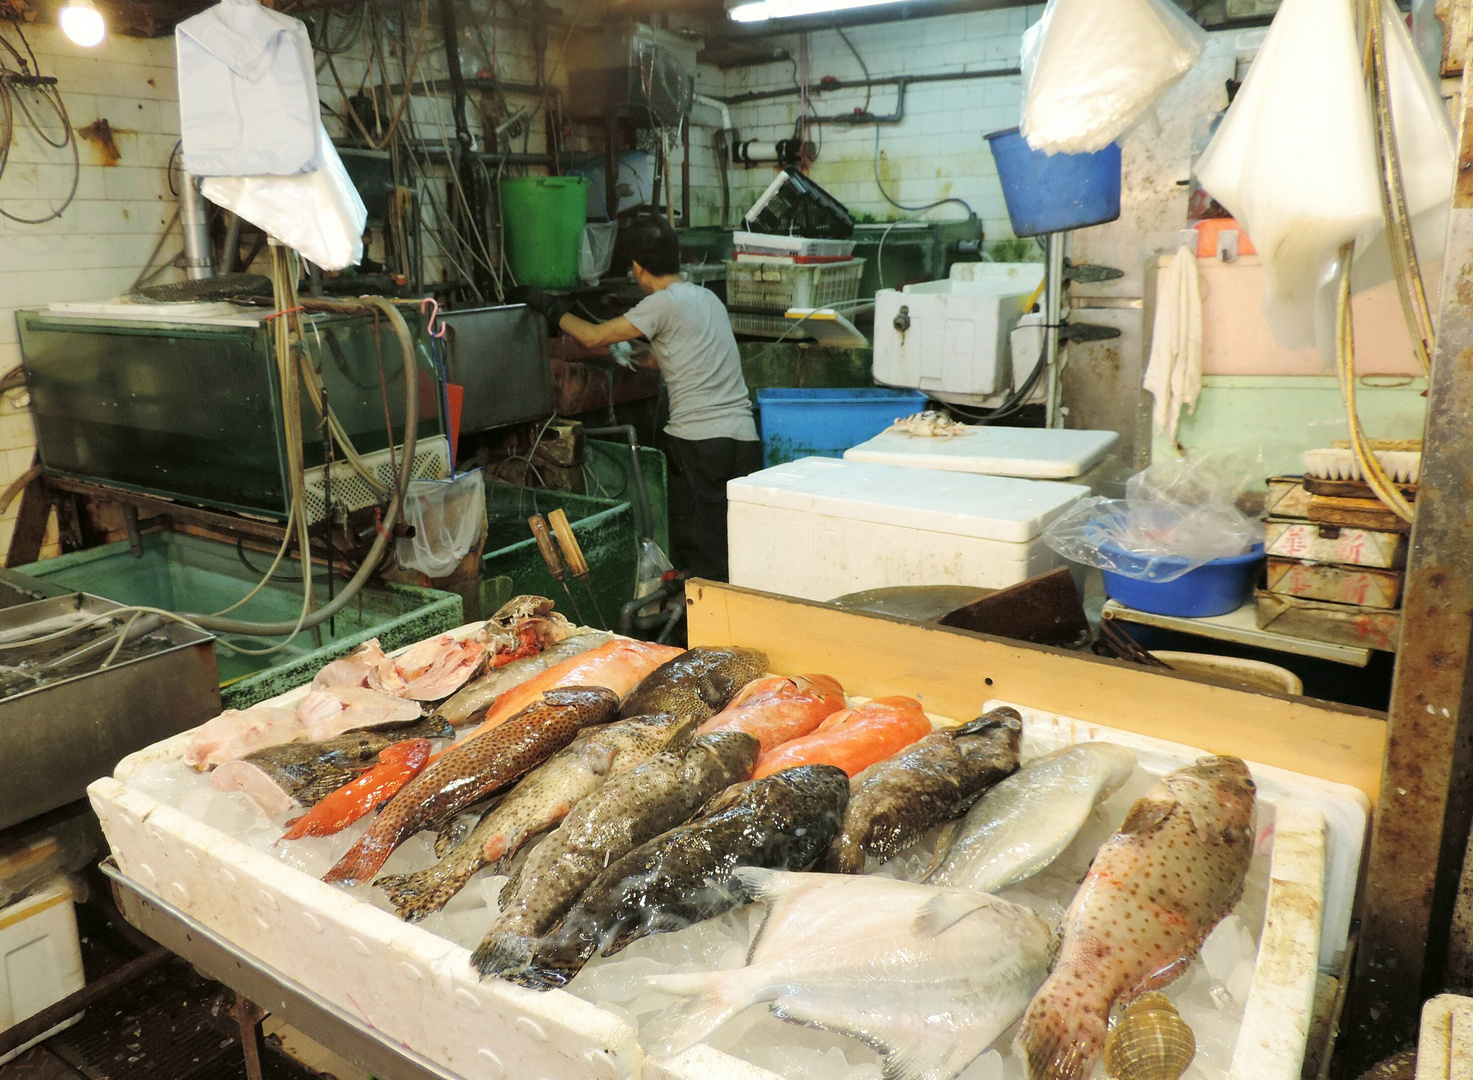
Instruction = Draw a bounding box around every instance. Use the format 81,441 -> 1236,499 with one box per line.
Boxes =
396,470 -> 487,579
1020,0 -> 1206,155
1042,456 -> 1261,583
201,126 -> 367,271
635,537 -> 674,618
1193,0 -> 1452,355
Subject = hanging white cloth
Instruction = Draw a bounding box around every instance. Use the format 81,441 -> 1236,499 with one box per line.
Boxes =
176,0 -> 320,177
1143,246 -> 1203,441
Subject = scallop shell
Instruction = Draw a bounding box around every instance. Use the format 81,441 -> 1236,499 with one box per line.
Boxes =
1104,992 -> 1197,1080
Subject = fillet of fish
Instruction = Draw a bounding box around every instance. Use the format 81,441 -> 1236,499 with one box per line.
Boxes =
654,869 -> 1052,1080
184,704 -> 304,769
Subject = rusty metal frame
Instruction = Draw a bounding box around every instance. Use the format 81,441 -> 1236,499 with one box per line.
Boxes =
1343,18 -> 1473,1069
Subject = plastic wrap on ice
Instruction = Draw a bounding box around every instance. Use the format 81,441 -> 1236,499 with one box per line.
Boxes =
1042,457 -> 1261,583
396,470 -> 487,579
1020,0 -> 1205,155
1193,0 -> 1454,354
201,129 -> 368,271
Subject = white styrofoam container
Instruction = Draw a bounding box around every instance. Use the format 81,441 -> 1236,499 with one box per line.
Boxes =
0,879 -> 84,1065
872,265 -> 1046,403
843,426 -> 1120,480
87,628 -> 1367,1080
727,458 -> 1088,600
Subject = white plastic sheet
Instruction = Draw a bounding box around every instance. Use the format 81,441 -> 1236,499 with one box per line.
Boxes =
175,0 -> 320,177
396,471 -> 487,579
201,129 -> 367,271
1020,0 -> 1205,155
1194,0 -> 1454,354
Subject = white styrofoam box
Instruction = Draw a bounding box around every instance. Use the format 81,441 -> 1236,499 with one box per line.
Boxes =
90,625 -> 1366,1080
727,458 -> 1088,600
1415,994 -> 1473,1080
872,264 -> 1046,404
843,426 -> 1120,480
0,879 -> 84,1065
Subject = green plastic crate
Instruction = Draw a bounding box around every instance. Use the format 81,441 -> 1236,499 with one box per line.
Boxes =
18,532 -> 462,709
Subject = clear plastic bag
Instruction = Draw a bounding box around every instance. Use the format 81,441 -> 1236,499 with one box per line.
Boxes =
1043,457 -> 1261,583
1193,0 -> 1453,354
396,470 -> 487,579
635,537 -> 674,617
1020,0 -> 1206,155
201,126 -> 367,271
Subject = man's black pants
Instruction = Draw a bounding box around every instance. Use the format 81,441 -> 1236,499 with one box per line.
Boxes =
663,435 -> 764,583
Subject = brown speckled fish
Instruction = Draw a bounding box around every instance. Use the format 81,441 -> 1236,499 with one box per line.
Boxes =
826,707 -> 1022,874
322,687 -> 619,885
375,712 -> 688,921
619,646 -> 769,722
1014,755 -> 1256,1080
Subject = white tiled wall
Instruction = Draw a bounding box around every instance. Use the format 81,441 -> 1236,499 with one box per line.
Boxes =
0,25 -> 181,560
711,6 -> 1045,240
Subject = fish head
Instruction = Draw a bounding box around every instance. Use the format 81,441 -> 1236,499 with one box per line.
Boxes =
954,707 -> 1024,756
683,647 -> 771,711
688,730 -> 761,787
779,764 -> 853,813
540,686 -> 622,728
1169,755 -> 1258,838
793,673 -> 845,700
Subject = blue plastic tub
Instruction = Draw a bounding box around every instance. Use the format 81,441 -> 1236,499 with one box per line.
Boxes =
756,387 -> 929,467
985,128 -> 1122,237
1101,543 -> 1265,618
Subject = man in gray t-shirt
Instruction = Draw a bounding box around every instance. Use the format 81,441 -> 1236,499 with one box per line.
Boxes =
512,217 -> 761,583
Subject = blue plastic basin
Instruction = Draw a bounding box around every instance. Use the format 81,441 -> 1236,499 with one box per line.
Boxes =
1101,543 -> 1266,618
985,128 -> 1122,237
756,387 -> 929,467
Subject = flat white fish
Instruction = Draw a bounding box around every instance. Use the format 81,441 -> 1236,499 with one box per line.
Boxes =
652,868 -> 1052,1080
184,704 -> 303,769
923,742 -> 1136,892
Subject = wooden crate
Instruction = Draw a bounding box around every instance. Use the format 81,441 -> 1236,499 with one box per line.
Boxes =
1265,519 -> 1408,569
1267,476 -> 1315,520
1266,558 -> 1404,609
1256,590 -> 1402,653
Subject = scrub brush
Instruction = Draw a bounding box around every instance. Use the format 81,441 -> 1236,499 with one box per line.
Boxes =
1300,439 -> 1422,484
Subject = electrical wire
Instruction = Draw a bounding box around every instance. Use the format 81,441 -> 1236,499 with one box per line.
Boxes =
834,27 -> 872,115
872,127 -> 975,218
0,22 -> 80,225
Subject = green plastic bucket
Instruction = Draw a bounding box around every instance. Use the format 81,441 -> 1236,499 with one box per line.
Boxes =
500,176 -> 589,288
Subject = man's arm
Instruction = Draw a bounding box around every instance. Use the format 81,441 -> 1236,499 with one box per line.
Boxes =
556,313 -> 644,350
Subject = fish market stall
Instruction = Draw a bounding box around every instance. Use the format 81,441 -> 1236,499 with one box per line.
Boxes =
86,585 -> 1382,1080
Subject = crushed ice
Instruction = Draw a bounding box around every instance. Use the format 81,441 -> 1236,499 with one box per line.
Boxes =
127,752 -> 1270,1080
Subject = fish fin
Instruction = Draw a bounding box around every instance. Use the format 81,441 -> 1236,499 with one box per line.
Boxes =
1118,792 -> 1177,835
911,890 -> 994,939
322,830 -> 396,885
769,997 -> 979,1080
1013,982 -> 1106,1080
471,929 -> 539,979
646,970 -> 761,1056
375,857 -> 478,922
917,819 -> 965,883
657,713 -> 701,755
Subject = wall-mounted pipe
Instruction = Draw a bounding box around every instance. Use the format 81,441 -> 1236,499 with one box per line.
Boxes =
179,169 -> 213,281
714,65 -> 1019,107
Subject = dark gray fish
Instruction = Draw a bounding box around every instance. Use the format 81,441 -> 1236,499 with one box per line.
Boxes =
827,708 -> 1022,874
619,646 -> 769,722
243,731 -> 395,806
510,764 -> 851,990
471,727 -> 759,980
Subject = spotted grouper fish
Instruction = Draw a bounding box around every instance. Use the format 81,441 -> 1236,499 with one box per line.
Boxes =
618,646 -> 769,722
1014,755 -> 1257,1080
322,687 -> 620,885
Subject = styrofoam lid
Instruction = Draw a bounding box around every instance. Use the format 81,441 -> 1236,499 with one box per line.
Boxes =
727,457 -> 1089,542
844,427 -> 1119,479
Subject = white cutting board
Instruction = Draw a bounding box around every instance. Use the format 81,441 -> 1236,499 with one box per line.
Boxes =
727,457 -> 1088,543
843,426 -> 1119,479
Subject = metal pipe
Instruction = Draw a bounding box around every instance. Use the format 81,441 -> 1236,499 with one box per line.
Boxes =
1043,232 -> 1065,429
221,212 -> 242,274
123,504 -> 143,559
0,946 -> 173,1059
681,118 -> 691,226
584,426 -> 654,541
179,169 -> 214,281
715,66 -> 1020,107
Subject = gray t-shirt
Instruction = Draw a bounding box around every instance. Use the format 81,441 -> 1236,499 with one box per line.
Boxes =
624,282 -> 758,442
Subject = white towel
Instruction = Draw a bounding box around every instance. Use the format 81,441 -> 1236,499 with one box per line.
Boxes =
1143,246 -> 1203,440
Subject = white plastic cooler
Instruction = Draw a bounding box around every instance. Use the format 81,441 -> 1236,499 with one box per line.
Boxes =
726,457 -> 1089,600
843,426 -> 1120,479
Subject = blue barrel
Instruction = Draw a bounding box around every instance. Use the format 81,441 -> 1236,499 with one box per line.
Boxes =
985,128 -> 1122,237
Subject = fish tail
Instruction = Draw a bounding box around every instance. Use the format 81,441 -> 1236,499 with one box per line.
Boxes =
647,970 -> 754,1056
824,833 -> 864,874
471,929 -> 538,980
1013,979 -> 1106,1080
322,823 -> 401,885
375,859 -> 477,922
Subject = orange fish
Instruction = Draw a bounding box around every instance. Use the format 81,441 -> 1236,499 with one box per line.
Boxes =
280,740 -> 432,841
751,696 -> 932,779
464,639 -> 682,740
698,674 -> 847,756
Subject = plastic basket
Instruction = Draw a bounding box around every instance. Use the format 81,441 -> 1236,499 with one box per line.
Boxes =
725,258 -> 866,338
733,231 -> 857,260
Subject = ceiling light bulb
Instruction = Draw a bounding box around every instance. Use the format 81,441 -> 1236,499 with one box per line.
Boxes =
60,0 -> 105,47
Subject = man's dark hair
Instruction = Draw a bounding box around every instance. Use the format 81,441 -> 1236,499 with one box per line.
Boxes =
624,215 -> 680,276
